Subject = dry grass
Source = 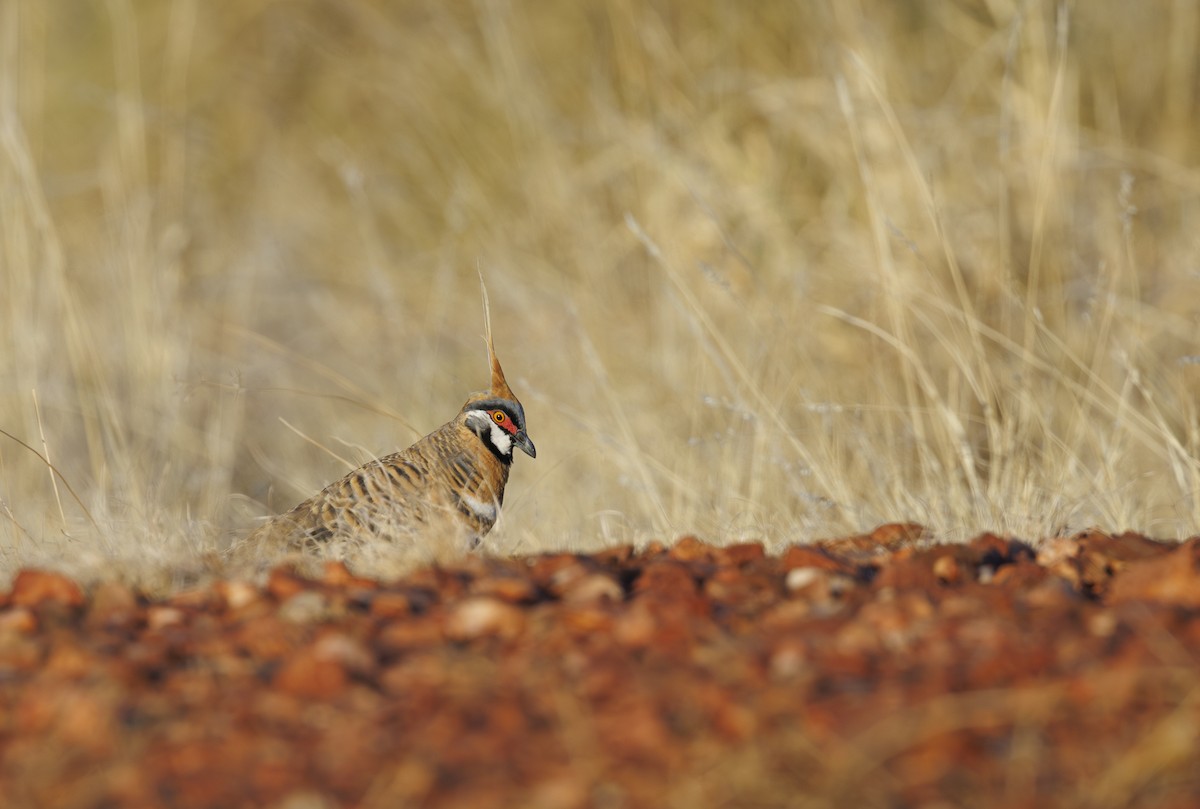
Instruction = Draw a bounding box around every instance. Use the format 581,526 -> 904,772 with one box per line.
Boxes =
2,1 -> 1200,586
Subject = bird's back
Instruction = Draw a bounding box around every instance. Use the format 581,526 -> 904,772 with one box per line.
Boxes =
238,416 -> 511,564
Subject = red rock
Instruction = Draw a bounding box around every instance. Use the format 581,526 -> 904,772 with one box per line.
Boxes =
1087,610 -> 1119,638
561,573 -> 623,604
361,757 -> 436,803
85,581 -> 138,629
990,561 -> 1051,589
697,683 -> 757,742
669,535 -> 714,562
704,567 -> 778,613
1036,534 -> 1079,566
715,541 -> 767,566
146,606 -> 186,630
873,549 -> 941,592
43,642 -> 95,680
169,586 -> 218,610
783,566 -> 822,591
820,647 -> 874,678
1036,535 -> 1083,588
52,686 -> 118,757
278,590 -> 335,624
561,604 -> 616,633
266,566 -> 310,601
573,658 -> 623,698
213,579 -> 261,611
783,564 -> 854,605
857,593 -> 932,652
444,597 -> 526,641
820,533 -> 903,560
122,636 -> 170,675
376,615 -> 443,653
527,553 -> 592,593
14,685 -> 59,733
403,566 -> 463,599
612,601 -> 657,648
313,716 -> 388,793
0,606 -> 36,634
781,544 -> 855,573
632,560 -> 698,599
312,631 -> 377,678
9,570 -> 85,609
870,522 -> 927,548
762,598 -> 814,629
322,560 -> 355,586
527,775 -> 589,809
767,639 -> 809,679
1107,538 -> 1200,607
1079,530 -> 1173,560
105,762 -> 155,807
538,559 -> 593,598
273,648 -> 348,699
1069,530 -> 1176,596
470,570 -> 540,603
233,614 -> 298,660
1019,577 -> 1081,609
702,567 -> 751,601
369,590 -> 415,618
2,532 -> 1199,808
932,554 -> 962,585
967,531 -> 1010,556
321,560 -> 381,596
593,699 -> 674,761
640,540 -> 668,557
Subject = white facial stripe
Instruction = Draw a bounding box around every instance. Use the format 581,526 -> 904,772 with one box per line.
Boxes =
467,409 -> 517,457
488,422 -> 513,456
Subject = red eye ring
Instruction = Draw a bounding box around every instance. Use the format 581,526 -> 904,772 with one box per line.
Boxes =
492,411 -> 506,423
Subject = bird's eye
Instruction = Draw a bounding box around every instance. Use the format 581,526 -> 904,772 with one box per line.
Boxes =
492,411 -> 506,423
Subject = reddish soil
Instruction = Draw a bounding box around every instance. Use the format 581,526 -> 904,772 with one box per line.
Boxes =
3,526 -> 1200,808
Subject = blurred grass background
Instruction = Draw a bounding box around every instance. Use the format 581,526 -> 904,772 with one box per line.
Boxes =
2,0 -> 1200,585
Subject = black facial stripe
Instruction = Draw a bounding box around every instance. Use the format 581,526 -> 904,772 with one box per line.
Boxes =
465,410 -> 516,463
464,398 -> 526,432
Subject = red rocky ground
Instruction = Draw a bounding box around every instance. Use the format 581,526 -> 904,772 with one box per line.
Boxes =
2,526 -> 1199,808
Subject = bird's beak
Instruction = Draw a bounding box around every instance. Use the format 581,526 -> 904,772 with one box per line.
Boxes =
514,431 -> 536,458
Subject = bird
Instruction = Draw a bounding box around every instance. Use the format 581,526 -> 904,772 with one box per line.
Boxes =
233,285 -> 535,569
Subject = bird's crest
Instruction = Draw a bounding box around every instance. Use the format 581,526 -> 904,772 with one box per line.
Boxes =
479,271 -> 516,402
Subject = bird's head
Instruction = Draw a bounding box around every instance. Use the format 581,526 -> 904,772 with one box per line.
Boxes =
461,394 -> 535,461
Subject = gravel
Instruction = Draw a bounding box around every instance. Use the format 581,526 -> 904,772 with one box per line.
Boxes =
2,526 -> 1199,808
